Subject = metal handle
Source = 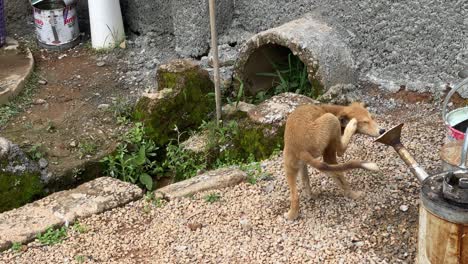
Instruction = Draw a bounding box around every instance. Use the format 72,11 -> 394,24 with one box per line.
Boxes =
442,78 -> 468,126
459,127 -> 468,169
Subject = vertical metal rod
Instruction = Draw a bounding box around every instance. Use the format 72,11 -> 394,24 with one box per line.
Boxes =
459,127 -> 468,169
208,0 -> 222,123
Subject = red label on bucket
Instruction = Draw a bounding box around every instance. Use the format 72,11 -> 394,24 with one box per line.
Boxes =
448,125 -> 465,140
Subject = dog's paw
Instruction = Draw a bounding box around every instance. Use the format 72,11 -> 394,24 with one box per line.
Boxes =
362,162 -> 379,171
347,118 -> 358,132
346,190 -> 364,200
284,210 -> 299,221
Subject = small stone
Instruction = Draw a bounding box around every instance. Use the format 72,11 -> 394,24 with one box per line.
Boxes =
399,205 -> 409,212
187,222 -> 202,231
70,141 -> 77,147
38,80 -> 47,85
353,241 -> 365,247
38,158 -> 48,169
33,99 -> 47,105
263,182 -> 275,193
239,218 -> 252,231
96,61 -> 106,67
175,245 -> 188,251
98,104 -> 110,110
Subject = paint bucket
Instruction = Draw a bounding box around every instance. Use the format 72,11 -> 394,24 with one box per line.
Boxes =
32,0 -> 80,51
442,78 -> 468,141
0,0 -> 5,47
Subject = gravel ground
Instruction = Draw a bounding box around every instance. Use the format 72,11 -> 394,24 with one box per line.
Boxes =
1,94 -> 446,263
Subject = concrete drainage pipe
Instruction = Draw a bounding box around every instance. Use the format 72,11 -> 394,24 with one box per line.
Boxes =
234,16 -> 357,96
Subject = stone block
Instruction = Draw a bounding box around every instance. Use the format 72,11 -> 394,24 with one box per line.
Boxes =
0,177 -> 143,251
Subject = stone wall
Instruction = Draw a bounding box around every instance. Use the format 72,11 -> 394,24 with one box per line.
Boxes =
5,0 -> 468,95
232,0 -> 467,95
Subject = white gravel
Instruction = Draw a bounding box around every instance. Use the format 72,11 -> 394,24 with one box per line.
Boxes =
0,95 -> 445,263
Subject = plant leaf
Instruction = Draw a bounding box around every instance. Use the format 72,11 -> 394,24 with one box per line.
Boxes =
139,173 -> 153,190
135,146 -> 147,166
255,72 -> 278,77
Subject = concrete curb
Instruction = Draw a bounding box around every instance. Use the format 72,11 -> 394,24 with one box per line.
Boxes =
0,177 -> 143,251
234,16 -> 357,96
0,38 -> 35,105
155,168 -> 247,200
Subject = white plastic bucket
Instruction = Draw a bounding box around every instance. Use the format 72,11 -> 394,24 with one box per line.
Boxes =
88,0 -> 125,49
32,1 -> 80,50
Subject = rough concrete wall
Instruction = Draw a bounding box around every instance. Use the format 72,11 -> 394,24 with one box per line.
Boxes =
4,0 -> 32,36
76,0 -> 89,34
120,0 -> 173,35
233,0 -> 468,95
173,0 -> 234,57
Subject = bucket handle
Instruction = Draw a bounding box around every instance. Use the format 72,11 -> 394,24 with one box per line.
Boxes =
459,127 -> 468,169
442,77 -> 468,125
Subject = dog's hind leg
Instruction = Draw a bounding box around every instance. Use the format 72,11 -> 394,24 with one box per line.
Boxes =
299,161 -> 315,200
337,118 -> 357,157
324,147 -> 363,199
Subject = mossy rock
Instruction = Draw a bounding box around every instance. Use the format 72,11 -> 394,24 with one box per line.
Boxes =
222,118 -> 284,162
0,138 -> 44,213
181,93 -> 317,168
0,171 -> 44,213
134,59 -> 215,146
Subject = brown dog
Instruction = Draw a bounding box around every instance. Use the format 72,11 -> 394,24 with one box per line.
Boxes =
283,102 -> 384,220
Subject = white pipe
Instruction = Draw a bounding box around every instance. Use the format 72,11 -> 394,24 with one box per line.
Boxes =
88,0 -> 125,49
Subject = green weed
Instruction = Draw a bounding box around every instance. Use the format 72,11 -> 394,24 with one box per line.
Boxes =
102,122 -> 162,191
144,192 -> 165,208
241,52 -> 319,104
74,255 -> 86,263
109,97 -> 134,124
26,144 -> 45,161
36,226 -> 67,245
257,53 -> 315,99
163,126 -> 206,181
204,193 -> 221,203
78,141 -> 98,159
72,222 -> 88,234
11,242 -> 22,252
0,71 -> 40,128
46,119 -> 56,133
241,162 -> 262,185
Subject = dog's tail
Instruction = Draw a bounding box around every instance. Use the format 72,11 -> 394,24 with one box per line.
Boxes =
299,151 -> 379,172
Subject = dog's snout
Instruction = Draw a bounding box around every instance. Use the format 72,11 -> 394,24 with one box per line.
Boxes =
379,128 -> 386,135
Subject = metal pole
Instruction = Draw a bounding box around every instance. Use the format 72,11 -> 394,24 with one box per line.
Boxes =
208,0 -> 222,123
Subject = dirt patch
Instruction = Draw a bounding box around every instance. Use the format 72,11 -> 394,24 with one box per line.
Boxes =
386,86 -> 433,104
1,45 -> 131,190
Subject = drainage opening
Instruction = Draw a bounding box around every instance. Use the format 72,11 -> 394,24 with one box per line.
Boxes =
241,44 -> 318,103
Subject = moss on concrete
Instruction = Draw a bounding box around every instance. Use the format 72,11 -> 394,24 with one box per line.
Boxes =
0,171 -> 44,213
134,60 -> 215,146
220,119 -> 284,163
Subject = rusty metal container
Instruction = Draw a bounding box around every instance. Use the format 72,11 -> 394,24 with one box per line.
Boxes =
376,123 -> 468,263
441,140 -> 468,171
417,172 -> 468,264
